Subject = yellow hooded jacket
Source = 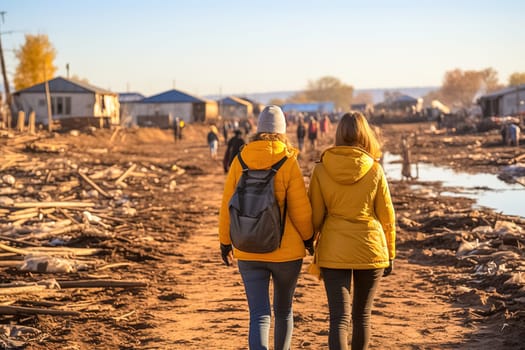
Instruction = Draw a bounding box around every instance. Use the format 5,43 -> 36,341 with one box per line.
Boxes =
219,140 -> 313,262
309,146 -> 396,269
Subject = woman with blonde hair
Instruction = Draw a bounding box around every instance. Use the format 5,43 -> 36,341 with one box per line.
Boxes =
309,112 -> 396,350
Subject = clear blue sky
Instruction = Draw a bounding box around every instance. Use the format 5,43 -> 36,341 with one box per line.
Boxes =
1,0 -> 524,97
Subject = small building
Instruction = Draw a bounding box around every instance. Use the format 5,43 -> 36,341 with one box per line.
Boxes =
477,85 -> 525,118
351,103 -> 374,115
373,94 -> 423,118
12,76 -> 120,128
119,92 -> 145,126
237,97 -> 264,116
281,102 -> 335,114
218,96 -> 253,119
131,89 -> 218,128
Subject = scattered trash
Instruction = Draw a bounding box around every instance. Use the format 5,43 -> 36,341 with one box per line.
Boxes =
20,255 -> 87,273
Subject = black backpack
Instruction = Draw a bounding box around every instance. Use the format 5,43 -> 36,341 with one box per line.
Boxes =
228,154 -> 288,253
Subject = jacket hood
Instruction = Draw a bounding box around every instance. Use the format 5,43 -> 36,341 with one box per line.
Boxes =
320,146 -> 375,185
240,140 -> 297,169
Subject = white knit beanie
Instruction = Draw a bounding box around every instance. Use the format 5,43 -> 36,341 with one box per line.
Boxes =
257,105 -> 286,134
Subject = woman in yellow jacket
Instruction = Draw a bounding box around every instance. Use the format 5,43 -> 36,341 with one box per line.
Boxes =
309,112 -> 396,350
219,105 -> 313,350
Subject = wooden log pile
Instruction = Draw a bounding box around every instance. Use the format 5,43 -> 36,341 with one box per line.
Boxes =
0,129 -> 193,347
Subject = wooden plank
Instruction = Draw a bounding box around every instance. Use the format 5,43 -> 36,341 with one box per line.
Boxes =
0,260 -> 22,267
0,235 -> 41,247
78,171 -> 112,198
58,279 -> 147,289
0,305 -> 79,316
0,242 -> 101,256
0,285 -> 49,295
11,201 -> 95,209
115,163 -> 137,185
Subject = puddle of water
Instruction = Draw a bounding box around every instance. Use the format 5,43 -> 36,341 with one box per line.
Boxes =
383,153 -> 525,218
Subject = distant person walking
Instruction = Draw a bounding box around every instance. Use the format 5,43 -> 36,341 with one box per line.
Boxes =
309,112 -> 396,350
207,125 -> 220,159
222,129 -> 245,173
173,117 -> 185,141
219,105 -> 314,350
222,120 -> 231,145
319,114 -> 330,139
296,117 -> 306,153
173,117 -> 182,142
502,123 -> 521,147
307,116 -> 318,151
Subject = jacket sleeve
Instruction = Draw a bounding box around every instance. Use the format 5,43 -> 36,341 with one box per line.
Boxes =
308,165 -> 326,235
285,159 -> 314,241
218,159 -> 240,245
374,167 -> 396,260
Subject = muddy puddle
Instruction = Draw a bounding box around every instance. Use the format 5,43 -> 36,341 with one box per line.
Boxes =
383,153 -> 525,218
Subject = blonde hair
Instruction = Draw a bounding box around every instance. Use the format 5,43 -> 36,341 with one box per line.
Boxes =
251,132 -> 293,150
335,112 -> 382,159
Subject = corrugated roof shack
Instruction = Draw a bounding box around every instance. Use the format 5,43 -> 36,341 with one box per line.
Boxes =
372,95 -> 424,122
478,84 -> 525,118
12,77 -> 120,129
131,89 -> 218,128
238,97 -> 264,116
351,103 -> 374,116
218,96 -> 253,120
119,92 -> 145,127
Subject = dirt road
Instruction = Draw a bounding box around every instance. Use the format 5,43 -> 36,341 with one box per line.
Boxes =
1,123 -> 523,349
140,138 -> 514,349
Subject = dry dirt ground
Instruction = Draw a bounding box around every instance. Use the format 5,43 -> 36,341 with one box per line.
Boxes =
1,121 -> 524,349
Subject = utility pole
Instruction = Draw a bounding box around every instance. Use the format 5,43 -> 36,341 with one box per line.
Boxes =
44,64 -> 52,132
0,11 -> 12,129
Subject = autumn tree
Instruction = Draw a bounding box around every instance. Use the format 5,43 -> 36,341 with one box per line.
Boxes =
438,68 -> 502,108
479,67 -> 502,92
288,76 -> 354,110
14,34 -> 57,90
508,72 -> 525,86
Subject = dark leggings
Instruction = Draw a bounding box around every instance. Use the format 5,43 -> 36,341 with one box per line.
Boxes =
321,268 -> 383,350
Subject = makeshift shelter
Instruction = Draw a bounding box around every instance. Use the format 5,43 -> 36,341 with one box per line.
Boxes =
218,96 -> 253,119
119,93 -> 145,126
477,85 -> 525,118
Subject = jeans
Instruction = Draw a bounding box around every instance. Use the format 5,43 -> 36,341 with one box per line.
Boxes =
238,259 -> 303,350
209,140 -> 218,158
321,268 -> 383,350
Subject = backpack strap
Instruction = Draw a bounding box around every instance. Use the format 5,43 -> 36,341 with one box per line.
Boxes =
238,154 -> 288,173
271,156 -> 288,243
270,155 -> 288,173
237,153 -> 249,172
